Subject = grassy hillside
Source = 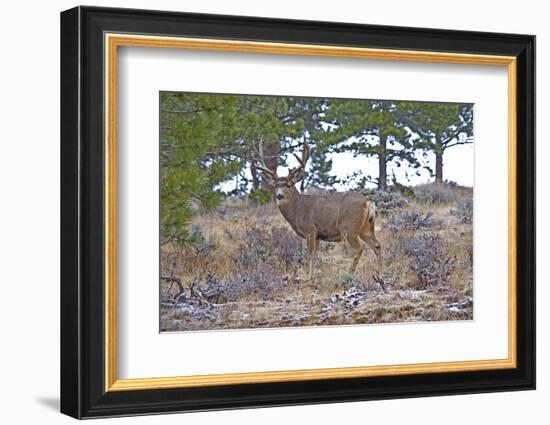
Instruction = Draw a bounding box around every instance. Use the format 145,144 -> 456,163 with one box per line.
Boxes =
160,183 -> 473,332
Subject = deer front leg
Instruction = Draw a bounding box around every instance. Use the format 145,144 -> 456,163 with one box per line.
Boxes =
304,227 -> 318,280
360,231 -> 383,273
361,233 -> 386,292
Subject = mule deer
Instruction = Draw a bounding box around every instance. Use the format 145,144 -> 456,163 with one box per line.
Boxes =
254,141 -> 382,280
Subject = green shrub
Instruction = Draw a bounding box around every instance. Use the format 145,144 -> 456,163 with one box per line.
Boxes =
249,188 -> 273,205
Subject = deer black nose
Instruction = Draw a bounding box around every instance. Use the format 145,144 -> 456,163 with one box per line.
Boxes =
276,193 -> 284,200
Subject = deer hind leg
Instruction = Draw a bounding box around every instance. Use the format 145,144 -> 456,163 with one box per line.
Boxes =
360,232 -> 382,273
347,234 -> 364,273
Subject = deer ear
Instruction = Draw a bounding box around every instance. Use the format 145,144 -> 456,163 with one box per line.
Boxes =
291,168 -> 305,183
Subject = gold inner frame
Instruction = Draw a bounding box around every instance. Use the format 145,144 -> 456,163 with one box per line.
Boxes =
104,33 -> 518,392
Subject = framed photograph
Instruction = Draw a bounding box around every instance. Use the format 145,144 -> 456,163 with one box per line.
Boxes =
60,6 -> 535,419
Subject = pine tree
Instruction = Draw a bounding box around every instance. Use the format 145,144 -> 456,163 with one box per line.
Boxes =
159,94 -> 325,244
243,96 -> 326,191
403,103 -> 473,183
318,99 -> 417,190
160,93 -> 246,245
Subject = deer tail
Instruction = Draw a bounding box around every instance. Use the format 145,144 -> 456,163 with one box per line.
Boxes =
362,200 -> 376,230
368,201 -> 376,223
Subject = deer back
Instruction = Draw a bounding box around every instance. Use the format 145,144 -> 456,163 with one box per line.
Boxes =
279,192 -> 373,242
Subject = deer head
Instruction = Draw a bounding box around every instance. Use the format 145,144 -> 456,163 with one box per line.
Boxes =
253,139 -> 309,207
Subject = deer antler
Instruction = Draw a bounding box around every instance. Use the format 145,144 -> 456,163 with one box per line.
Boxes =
251,137 -> 277,178
289,137 -> 310,180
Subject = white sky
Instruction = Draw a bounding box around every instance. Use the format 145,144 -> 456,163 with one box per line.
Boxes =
324,141 -> 474,189
220,138 -> 474,193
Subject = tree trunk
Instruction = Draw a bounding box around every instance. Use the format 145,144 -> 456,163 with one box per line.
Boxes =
378,135 -> 387,190
250,162 -> 260,190
435,137 -> 444,183
261,140 -> 279,191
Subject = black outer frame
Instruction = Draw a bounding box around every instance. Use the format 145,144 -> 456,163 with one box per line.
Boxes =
60,5 -> 536,419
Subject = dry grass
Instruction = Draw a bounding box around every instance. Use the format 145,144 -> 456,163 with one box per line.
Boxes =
160,183 -> 473,332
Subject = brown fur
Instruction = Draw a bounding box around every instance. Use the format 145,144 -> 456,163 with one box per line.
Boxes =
274,179 -> 382,279
255,141 -> 382,279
